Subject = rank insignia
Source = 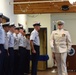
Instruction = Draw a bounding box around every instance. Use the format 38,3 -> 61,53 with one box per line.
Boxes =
62,34 -> 65,37
55,33 -> 58,35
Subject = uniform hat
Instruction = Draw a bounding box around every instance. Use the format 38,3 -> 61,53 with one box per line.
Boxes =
57,20 -> 65,25
10,23 -> 15,27
18,23 -> 23,29
15,26 -> 19,30
26,32 -> 30,37
33,22 -> 41,26
26,32 -> 30,35
2,22 -> 10,27
0,13 -> 3,18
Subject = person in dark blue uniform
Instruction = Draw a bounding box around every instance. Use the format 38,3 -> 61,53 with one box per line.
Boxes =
7,23 -> 15,75
24,32 -> 31,75
18,24 -> 26,75
13,27 -> 19,75
0,13 -> 5,75
2,22 -> 10,75
30,22 -> 41,75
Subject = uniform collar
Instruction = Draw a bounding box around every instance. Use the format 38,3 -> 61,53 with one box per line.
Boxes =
34,29 -> 38,34
9,31 -> 13,34
0,23 -> 2,27
0,23 -> 2,25
57,29 -> 64,31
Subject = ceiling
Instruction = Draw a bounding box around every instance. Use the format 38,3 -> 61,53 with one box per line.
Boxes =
13,0 -> 76,14
14,0 -> 68,2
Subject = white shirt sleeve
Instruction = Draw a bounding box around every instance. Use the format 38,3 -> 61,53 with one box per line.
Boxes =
50,31 -> 55,52
30,32 -> 36,41
66,31 -> 72,51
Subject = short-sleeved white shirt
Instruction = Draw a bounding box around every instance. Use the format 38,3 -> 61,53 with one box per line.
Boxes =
25,38 -> 31,50
13,33 -> 19,50
18,33 -> 26,48
4,32 -> 9,50
7,31 -> 14,48
30,29 -> 40,46
0,24 -> 5,44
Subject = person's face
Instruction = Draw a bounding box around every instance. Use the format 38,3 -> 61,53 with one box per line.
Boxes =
10,26 -> 15,33
22,31 -> 26,36
19,29 -> 24,33
26,35 -> 30,39
57,24 -> 63,29
15,29 -> 19,34
0,18 -> 2,23
34,25 -> 40,31
4,26 -> 9,32
6,26 -> 9,32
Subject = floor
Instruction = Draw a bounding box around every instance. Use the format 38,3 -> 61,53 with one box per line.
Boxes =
29,69 -> 76,75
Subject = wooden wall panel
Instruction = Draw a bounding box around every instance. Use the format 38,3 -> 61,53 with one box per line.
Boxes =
67,45 -> 76,70
14,1 -> 76,14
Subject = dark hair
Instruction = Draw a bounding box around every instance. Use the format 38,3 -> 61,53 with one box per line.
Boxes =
23,30 -> 26,33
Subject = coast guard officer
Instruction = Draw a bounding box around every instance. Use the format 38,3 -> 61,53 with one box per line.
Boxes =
7,23 -> 15,75
13,26 -> 19,75
0,13 -> 5,75
30,22 -> 41,75
50,20 -> 72,75
24,32 -> 31,75
18,24 -> 26,75
2,22 -> 10,75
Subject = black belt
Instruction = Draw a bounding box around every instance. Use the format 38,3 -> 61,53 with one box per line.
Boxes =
19,46 -> 26,49
5,49 -> 8,51
0,44 -> 4,45
34,45 -> 40,47
19,46 -> 24,48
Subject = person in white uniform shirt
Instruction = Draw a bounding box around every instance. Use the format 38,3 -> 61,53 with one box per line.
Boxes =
7,23 -> 15,75
50,20 -> 72,75
18,24 -> 26,75
2,22 -> 10,75
24,32 -> 31,75
13,27 -> 19,75
0,13 -> 5,75
30,22 -> 41,75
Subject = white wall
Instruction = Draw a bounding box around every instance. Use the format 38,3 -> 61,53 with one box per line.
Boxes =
27,14 -> 53,68
16,14 -> 27,30
0,0 -> 27,29
0,0 -> 16,23
51,13 -> 76,45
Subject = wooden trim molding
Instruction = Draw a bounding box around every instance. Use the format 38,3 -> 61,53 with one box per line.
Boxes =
14,1 -> 76,14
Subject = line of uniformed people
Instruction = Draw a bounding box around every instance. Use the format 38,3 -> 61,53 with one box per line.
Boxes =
0,13 -> 31,75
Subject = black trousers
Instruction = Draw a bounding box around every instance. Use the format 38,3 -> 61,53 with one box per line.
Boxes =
8,47 -> 14,75
18,47 -> 26,75
24,50 -> 30,74
31,45 -> 40,75
0,44 -> 5,75
3,49 -> 9,75
14,50 -> 19,75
